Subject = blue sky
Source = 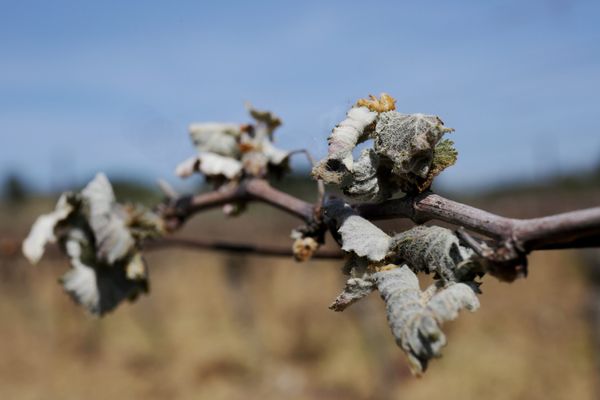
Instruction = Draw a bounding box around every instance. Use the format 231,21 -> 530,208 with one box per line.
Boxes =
1,0 -> 600,192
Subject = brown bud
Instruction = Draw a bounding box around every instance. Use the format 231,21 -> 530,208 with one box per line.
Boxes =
292,237 -> 319,262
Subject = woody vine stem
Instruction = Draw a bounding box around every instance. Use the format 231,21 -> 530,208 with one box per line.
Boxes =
157,176 -> 600,257
22,93 -> 600,375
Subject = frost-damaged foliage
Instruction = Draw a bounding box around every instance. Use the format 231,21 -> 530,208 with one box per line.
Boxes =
373,266 -> 479,375
22,173 -> 164,315
176,104 -> 289,185
313,93 -> 456,201
176,104 -> 290,216
389,225 -> 480,282
21,91 -> 577,378
317,93 -> 484,374
326,203 -> 483,374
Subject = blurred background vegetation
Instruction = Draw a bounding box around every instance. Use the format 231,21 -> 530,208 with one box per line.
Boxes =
1,165 -> 599,400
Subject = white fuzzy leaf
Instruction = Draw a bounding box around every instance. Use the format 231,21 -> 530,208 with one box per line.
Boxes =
391,225 -> 475,282
426,282 -> 480,323
62,255 -> 101,315
61,233 -> 101,314
372,265 -> 480,376
22,194 -> 74,264
339,215 -> 391,261
176,153 -> 243,180
261,140 -> 289,166
329,106 -> 377,165
61,230 -> 148,316
198,153 -> 243,179
175,156 -> 200,178
189,122 -> 241,157
329,276 -> 375,311
374,111 -> 452,179
81,173 -> 114,215
312,106 -> 377,182
81,173 -> 134,264
342,148 -> 393,202
313,99 -> 456,201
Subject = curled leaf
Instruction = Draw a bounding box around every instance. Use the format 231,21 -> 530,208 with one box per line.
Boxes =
426,281 -> 480,322
374,111 -> 453,183
342,148 -> 393,202
179,104 -> 289,183
338,215 -> 391,262
82,173 -> 135,264
176,153 -> 243,180
189,123 -> 242,158
198,153 -> 243,179
313,93 -> 456,201
246,103 -> 282,138
59,228 -> 148,316
22,193 -> 75,264
22,173 -> 160,315
329,276 -> 375,311
261,139 -> 289,166
312,106 -> 378,182
390,225 -> 476,282
61,231 -> 100,313
372,265 -> 479,375
174,156 -> 200,178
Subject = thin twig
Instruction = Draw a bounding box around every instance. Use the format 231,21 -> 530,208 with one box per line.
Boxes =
245,179 -> 315,220
288,148 -> 325,206
146,236 -> 344,260
163,179 -> 315,231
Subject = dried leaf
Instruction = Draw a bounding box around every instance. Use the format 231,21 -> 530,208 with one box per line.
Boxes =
241,151 -> 269,177
180,104 -> 289,182
176,153 -> 243,180
260,139 -> 289,166
312,106 -> 378,181
372,265 -> 479,375
81,173 -> 135,264
246,103 -> 282,137
23,174 -> 156,315
356,93 -> 397,113
125,204 -> 166,240
329,276 -> 375,311
342,148 -> 393,202
175,156 -> 200,178
60,228 -> 148,316
426,281 -> 480,323
189,122 -> 242,157
390,225 -> 475,282
313,94 -> 456,201
339,214 -> 391,262
22,193 -> 75,264
374,111 -> 453,181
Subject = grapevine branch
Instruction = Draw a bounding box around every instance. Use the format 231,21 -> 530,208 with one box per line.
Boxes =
160,177 -> 600,259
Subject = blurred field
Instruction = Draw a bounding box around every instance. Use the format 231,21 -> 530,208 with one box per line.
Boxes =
1,181 -> 599,400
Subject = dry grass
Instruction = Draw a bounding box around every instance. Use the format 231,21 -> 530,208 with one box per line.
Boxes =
0,198 -> 597,399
